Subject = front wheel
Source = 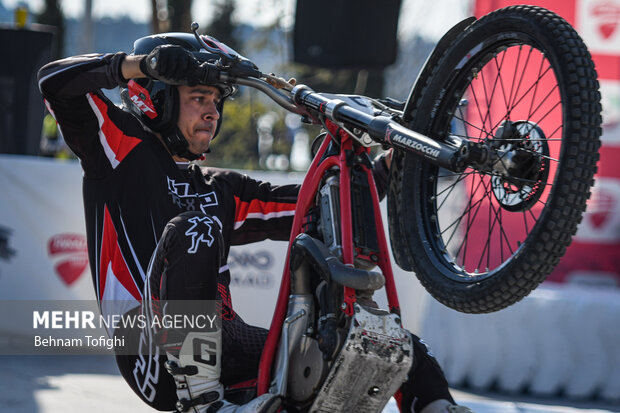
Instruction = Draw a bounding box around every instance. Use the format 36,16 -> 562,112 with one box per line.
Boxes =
389,5 -> 602,313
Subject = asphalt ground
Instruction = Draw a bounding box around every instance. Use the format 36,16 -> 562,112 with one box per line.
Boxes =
1,355 -> 618,413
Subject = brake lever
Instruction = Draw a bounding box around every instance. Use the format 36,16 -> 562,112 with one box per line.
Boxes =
191,21 -> 262,80
190,22 -> 237,62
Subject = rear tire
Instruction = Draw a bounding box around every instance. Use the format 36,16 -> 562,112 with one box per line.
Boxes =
389,5 -> 602,313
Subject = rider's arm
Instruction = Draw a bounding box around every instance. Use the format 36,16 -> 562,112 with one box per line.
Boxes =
38,53 -> 136,99
121,55 -> 146,80
37,53 -> 147,177
214,170 -> 298,245
225,151 -> 389,246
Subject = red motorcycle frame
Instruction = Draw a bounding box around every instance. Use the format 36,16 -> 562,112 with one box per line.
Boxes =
257,120 -> 402,395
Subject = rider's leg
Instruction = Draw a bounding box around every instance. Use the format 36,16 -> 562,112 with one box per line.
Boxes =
399,334 -> 473,413
144,211 -> 279,413
114,308 -> 178,411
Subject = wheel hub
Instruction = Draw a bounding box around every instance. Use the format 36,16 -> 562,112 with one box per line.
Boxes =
490,121 -> 550,212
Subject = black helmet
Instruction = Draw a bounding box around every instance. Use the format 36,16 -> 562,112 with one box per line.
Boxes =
121,32 -> 237,160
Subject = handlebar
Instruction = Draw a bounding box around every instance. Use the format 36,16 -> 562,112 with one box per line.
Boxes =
211,59 -> 467,172
222,74 -> 304,115
219,70 -> 467,171
291,84 -> 467,171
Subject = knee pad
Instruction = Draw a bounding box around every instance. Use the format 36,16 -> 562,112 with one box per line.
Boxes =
168,211 -> 224,262
146,211 -> 225,302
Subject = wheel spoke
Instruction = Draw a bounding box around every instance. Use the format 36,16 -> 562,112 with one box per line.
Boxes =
436,173 -> 470,210
479,63 -> 494,135
522,207 -> 531,234
469,78 -> 493,141
439,174 -> 488,248
493,50 -> 514,119
453,176 -> 496,266
486,63 -> 555,135
443,45 -> 559,274
526,54 -> 547,118
507,45 -> 529,112
452,115 -> 487,139
505,65 -> 554,123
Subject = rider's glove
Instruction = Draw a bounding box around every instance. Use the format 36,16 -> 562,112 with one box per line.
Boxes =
140,44 -> 220,86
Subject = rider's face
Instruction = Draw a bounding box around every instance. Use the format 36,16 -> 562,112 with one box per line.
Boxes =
176,85 -> 221,157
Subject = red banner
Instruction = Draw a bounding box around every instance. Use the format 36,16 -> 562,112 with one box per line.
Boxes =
473,0 -> 620,286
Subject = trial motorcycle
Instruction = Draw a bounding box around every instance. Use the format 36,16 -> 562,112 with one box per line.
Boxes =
188,5 -> 601,411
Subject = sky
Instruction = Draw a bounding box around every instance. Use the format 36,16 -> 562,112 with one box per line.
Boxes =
1,0 -> 471,41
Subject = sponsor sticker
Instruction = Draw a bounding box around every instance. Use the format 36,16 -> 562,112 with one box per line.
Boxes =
577,0 -> 620,53
47,233 -> 88,286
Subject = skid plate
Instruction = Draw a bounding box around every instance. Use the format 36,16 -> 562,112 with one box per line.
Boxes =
309,304 -> 413,412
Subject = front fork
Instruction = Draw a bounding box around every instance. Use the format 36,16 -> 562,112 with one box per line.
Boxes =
369,109 -> 520,177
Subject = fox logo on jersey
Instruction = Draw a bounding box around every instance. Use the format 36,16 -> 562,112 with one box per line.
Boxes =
167,177 -> 218,214
185,215 -> 216,254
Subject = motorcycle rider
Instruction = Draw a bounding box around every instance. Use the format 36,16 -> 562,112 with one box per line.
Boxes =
38,32 -> 472,413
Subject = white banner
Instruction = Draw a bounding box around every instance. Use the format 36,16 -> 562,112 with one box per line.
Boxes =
0,155 -> 94,303
0,155 -> 428,333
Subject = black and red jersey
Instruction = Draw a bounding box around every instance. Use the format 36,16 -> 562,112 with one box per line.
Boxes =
37,53 -> 298,308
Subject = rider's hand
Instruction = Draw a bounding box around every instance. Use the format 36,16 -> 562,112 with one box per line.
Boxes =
140,44 -> 209,86
266,73 -> 296,90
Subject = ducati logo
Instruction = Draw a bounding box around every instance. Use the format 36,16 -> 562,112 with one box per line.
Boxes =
591,1 -> 620,39
576,178 -> 620,243
48,233 -> 88,286
587,186 -> 615,228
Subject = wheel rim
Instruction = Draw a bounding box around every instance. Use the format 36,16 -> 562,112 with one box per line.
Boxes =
426,41 -> 563,282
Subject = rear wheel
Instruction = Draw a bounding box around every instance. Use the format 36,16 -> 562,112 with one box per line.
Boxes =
389,5 -> 602,313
